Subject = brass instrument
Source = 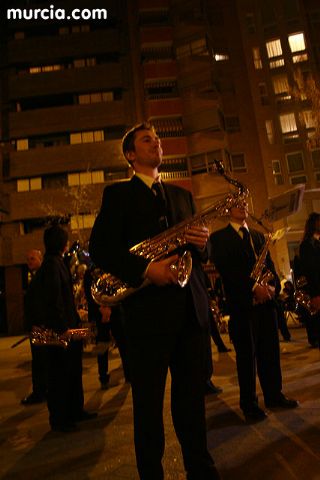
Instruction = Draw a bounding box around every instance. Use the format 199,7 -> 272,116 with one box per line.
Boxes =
294,277 -> 318,315
30,326 -> 95,348
250,232 -> 274,290
92,160 -> 246,307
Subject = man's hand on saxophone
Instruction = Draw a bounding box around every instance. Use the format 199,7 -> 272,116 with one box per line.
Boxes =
185,226 -> 209,249
144,254 -> 180,286
253,284 -> 275,304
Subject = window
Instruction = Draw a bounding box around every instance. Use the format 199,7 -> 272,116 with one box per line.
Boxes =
17,177 -> 42,192
176,37 -> 208,59
245,14 -> 256,34
213,53 -> 229,61
70,130 -> 104,145
230,153 -> 247,172
78,91 -> 114,104
73,58 -> 96,68
14,31 -> 25,39
16,139 -> 29,151
302,110 -> 315,129
279,113 -> 297,133
311,149 -> 320,169
68,170 -> 104,186
265,120 -> 274,144
252,47 -> 262,69
266,39 -> 282,58
290,175 -> 307,184
225,116 -> 240,132
288,32 -> 306,53
259,83 -> 269,105
29,64 -> 63,74
272,160 -> 284,185
286,151 -> 304,173
272,74 -> 291,99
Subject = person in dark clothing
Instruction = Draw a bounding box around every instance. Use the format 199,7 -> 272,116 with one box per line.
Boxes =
299,212 -> 320,347
210,200 -> 298,423
83,268 -> 130,388
21,249 -> 48,405
25,225 -> 96,432
89,122 -> 220,480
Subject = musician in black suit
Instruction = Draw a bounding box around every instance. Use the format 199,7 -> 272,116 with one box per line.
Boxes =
299,212 -> 320,345
89,122 -> 219,480
25,225 -> 96,432
210,200 -> 298,422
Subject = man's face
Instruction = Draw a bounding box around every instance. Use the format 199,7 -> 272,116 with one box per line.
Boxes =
127,129 -> 163,171
26,250 -> 42,271
230,200 -> 249,223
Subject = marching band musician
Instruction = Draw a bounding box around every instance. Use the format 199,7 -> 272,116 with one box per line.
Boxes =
25,225 -> 96,432
299,212 -> 320,347
210,199 -> 298,423
89,122 -> 220,480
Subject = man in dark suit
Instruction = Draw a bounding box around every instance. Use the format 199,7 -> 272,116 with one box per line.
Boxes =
25,225 -> 96,432
210,200 -> 298,422
89,122 -> 219,480
299,212 -> 320,345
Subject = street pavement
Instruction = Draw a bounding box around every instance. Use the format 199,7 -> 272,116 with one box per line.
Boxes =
0,325 -> 320,480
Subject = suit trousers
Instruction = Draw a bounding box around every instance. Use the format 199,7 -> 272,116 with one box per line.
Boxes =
228,303 -> 282,411
126,313 -> 216,480
47,341 -> 84,427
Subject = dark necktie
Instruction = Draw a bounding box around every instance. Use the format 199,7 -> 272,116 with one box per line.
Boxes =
239,226 -> 256,267
152,182 -> 168,230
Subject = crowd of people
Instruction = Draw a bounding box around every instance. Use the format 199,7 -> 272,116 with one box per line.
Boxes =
19,121 -> 320,480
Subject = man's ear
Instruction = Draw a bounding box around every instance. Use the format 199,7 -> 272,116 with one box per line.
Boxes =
125,151 -> 135,163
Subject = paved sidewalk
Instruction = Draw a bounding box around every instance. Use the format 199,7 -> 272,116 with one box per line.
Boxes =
0,327 -> 320,479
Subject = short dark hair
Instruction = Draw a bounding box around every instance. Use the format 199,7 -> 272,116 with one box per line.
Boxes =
122,122 -> 156,164
43,225 -> 68,255
303,212 -> 320,241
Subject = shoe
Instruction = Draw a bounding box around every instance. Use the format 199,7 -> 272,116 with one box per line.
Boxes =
21,393 -> 46,405
243,405 -> 268,423
265,394 -> 299,409
51,423 -> 78,433
100,381 -> 109,390
205,381 -> 223,395
74,410 -> 98,422
218,346 -> 232,352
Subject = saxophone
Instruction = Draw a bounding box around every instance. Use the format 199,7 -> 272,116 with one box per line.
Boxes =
294,277 -> 318,315
30,326 -> 95,348
250,232 -> 274,289
91,160 -> 248,306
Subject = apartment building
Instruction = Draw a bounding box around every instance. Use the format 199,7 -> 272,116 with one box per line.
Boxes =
1,0 -> 320,333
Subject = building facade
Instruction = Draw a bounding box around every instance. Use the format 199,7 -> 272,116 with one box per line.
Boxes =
1,0 -> 320,333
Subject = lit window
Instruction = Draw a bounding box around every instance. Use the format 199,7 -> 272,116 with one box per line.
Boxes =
70,133 -> 82,145
83,214 -> 95,229
302,110 -> 315,129
68,173 -> 80,186
71,215 -> 84,230
102,92 -> 114,101
16,139 -> 29,151
252,47 -> 262,69
30,178 -> 42,190
93,130 -> 104,142
286,151 -> 304,172
90,93 -> 102,103
92,171 -> 104,183
82,132 -> 94,143
279,113 -> 297,133
78,94 -> 90,104
272,74 -> 290,95
269,59 -> 285,69
265,120 -> 274,144
292,53 -> 308,63
74,59 -> 86,68
17,179 -> 30,192
266,38 -> 282,58
214,53 -> 229,61
29,67 -> 41,74
288,32 -> 306,53
79,172 -> 91,184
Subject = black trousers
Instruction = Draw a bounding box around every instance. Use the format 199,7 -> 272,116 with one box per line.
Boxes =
30,340 -> 48,397
229,303 -> 282,411
127,316 -> 216,480
46,341 -> 84,427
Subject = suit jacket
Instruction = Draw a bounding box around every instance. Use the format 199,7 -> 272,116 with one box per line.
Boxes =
89,175 -> 209,334
25,254 -> 80,333
210,224 -> 279,311
299,237 -> 320,298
